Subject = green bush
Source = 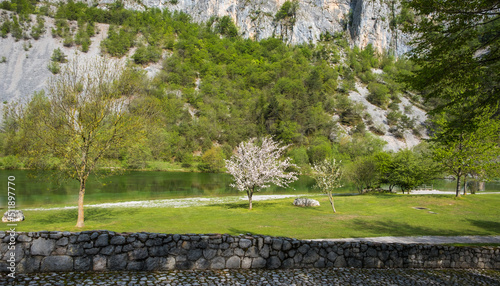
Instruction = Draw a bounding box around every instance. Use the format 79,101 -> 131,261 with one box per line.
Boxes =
287,147 -> 309,165
1,155 -> 23,169
47,61 -> 61,74
51,48 -> 67,63
31,15 -> 45,40
214,16 -> 238,37
75,22 -> 91,52
386,110 -> 402,126
52,18 -> 70,38
198,146 -> 225,173
11,16 -> 23,41
123,145 -> 152,169
275,0 -> 299,22
307,137 -> 332,164
367,82 -> 390,108
132,45 -> 162,64
101,25 -> 135,57
1,19 -> 11,38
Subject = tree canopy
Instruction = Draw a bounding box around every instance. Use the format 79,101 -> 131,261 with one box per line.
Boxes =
404,0 -> 500,121
11,58 -> 148,227
404,0 -> 500,193
224,137 -> 298,209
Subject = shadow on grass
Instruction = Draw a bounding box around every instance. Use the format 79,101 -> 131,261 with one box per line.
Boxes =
33,208 -> 139,224
467,219 -> 500,233
351,219 -> 463,237
205,201 -> 279,209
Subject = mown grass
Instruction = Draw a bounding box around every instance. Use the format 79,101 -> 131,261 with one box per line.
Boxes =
12,194 -> 500,239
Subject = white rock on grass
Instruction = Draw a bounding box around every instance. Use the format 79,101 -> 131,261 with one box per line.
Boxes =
2,210 -> 25,222
293,198 -> 320,207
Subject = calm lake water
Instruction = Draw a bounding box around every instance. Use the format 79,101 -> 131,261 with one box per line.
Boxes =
1,170 -> 318,208
1,170 -> 499,208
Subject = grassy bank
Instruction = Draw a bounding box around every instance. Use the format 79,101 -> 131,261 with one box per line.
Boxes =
13,194 -> 500,239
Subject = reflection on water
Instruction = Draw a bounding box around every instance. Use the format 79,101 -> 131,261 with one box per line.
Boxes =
1,170 -> 498,208
1,170 -> 318,208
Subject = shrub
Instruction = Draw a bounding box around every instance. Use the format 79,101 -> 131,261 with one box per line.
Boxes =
101,26 -> 136,57
47,61 -> 61,74
287,147 -> 309,166
358,71 -> 375,83
275,0 -> 299,23
386,110 -> 402,126
51,48 -> 67,63
367,82 -> 390,108
132,45 -> 162,64
1,19 -> 11,38
11,16 -> 23,41
388,101 -> 399,111
214,16 -> 238,37
389,126 -> 404,139
31,15 -> 45,40
369,124 -> 386,135
2,155 -> 23,169
307,137 -> 332,164
52,18 -> 69,38
63,35 -> 73,47
198,146 -> 225,173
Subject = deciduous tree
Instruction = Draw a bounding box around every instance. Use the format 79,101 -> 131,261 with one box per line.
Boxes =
404,0 -> 500,195
224,137 -> 298,210
311,158 -> 343,213
431,114 -> 500,197
17,57 -> 147,227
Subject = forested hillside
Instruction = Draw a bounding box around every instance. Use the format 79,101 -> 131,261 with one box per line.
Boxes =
0,0 -> 429,178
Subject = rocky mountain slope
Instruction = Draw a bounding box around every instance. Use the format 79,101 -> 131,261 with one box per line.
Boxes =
119,0 -> 410,55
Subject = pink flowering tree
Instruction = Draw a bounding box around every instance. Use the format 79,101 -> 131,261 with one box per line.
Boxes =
225,137 -> 299,210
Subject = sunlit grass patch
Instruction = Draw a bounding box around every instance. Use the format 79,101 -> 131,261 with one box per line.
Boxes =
13,194 -> 500,239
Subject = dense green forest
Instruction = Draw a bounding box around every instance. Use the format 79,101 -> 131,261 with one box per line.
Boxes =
0,0 -> 497,194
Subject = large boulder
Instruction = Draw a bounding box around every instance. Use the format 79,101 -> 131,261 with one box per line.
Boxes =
2,210 -> 25,223
293,198 -> 320,207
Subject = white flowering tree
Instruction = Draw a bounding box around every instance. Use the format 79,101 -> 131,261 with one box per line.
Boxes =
311,159 -> 343,213
225,137 -> 299,210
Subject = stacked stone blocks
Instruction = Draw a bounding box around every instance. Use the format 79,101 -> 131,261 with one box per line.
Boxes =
0,231 -> 498,273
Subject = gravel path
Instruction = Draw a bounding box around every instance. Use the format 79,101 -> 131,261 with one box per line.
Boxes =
23,191 -> 499,211
2,269 -> 500,286
23,194 -> 309,211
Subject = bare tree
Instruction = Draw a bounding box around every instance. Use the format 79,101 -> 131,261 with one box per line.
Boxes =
311,159 -> 343,213
19,57 -> 146,227
224,137 -> 299,210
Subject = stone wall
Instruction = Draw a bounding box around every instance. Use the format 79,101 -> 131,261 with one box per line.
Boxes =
1,231 -> 499,273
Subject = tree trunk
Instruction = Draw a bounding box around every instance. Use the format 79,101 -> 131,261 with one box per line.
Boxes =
247,190 -> 253,210
455,170 -> 461,197
328,192 -> 336,213
463,176 -> 467,196
76,178 -> 86,228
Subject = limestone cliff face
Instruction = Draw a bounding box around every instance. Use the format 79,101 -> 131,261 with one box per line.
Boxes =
349,0 -> 411,55
124,0 -> 409,55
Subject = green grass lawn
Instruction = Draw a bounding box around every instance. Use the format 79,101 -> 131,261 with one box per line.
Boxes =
12,194 -> 500,239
